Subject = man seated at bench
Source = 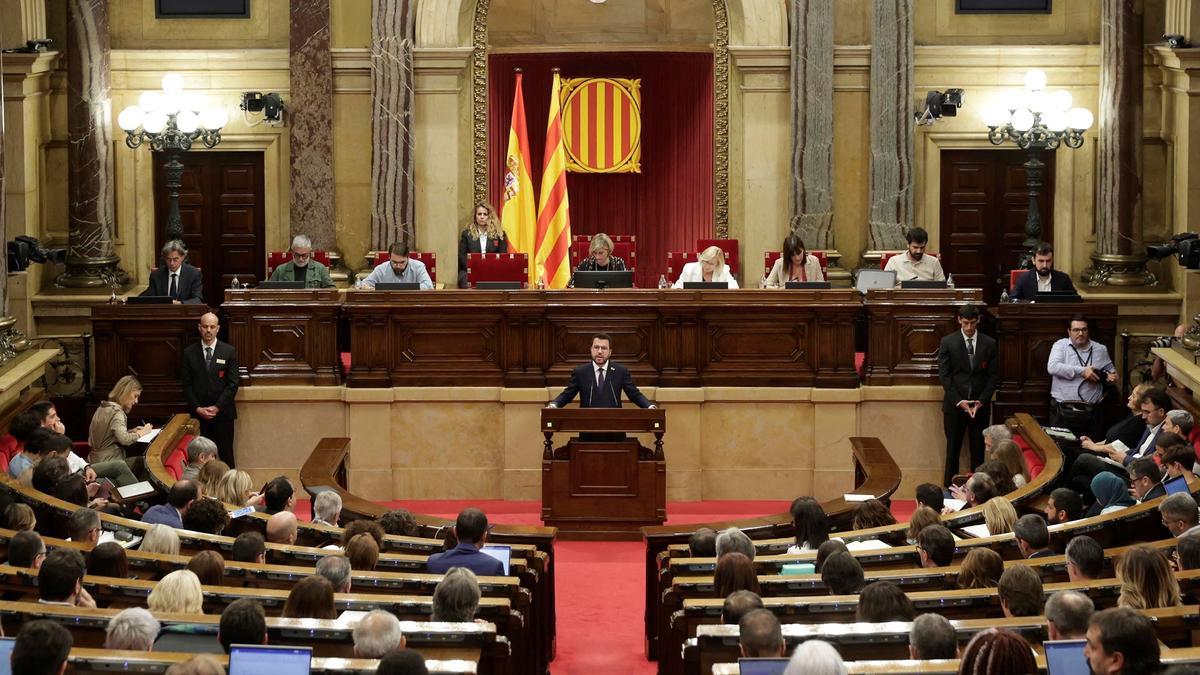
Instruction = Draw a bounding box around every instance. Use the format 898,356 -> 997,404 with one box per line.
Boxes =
1086,607 -> 1160,675
266,511 -> 299,546
998,565 -> 1044,617
378,650 -> 433,675
353,609 -> 406,658
316,554 -> 352,593
143,480 -> 199,529
9,530 -> 45,570
432,567 -> 482,622
427,508 -> 503,576
105,607 -> 160,651
721,590 -> 763,625
231,531 -> 267,565
1044,487 -> 1084,526
312,491 -> 342,527
39,548 -> 95,608
689,527 -> 717,557
1046,590 -> 1094,641
1014,514 -> 1054,559
739,609 -> 785,658
916,525 -> 954,568
1159,493 -> 1200,538
67,508 -> 101,547
821,551 -> 865,595
262,476 -> 296,515
219,598 -> 268,654
13,620 -> 71,675
909,613 -> 958,660
1065,535 -> 1104,582
182,437 -> 218,480
1130,458 -> 1166,504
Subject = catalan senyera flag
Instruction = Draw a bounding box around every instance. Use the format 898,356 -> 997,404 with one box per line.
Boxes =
500,72 -> 537,261
561,77 -> 642,174
534,71 -> 572,289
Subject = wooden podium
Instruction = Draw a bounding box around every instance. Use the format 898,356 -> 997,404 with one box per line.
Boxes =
540,408 -> 666,541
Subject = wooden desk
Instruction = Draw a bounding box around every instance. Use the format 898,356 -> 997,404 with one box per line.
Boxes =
223,288 -> 341,385
342,289 -> 859,388
91,303 -> 210,418
863,288 -> 983,385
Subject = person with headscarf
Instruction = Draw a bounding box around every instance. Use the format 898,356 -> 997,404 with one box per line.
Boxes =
1087,472 -> 1136,517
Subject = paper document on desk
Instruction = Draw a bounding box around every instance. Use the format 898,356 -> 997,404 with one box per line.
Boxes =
943,499 -> 966,512
136,428 -> 160,443
96,530 -> 142,549
843,493 -> 874,502
844,539 -> 891,551
960,523 -> 992,538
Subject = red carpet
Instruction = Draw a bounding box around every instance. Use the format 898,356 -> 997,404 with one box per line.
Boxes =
299,498 -> 914,674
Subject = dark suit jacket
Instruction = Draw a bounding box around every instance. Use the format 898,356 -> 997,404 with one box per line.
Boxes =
1027,549 -> 1056,559
427,542 -> 505,576
141,504 -> 183,529
937,331 -> 1000,413
458,229 -> 509,288
1124,424 -> 1165,466
142,264 -> 204,304
1011,269 -> 1076,300
181,341 -> 239,419
1140,482 -> 1168,503
552,361 -> 652,409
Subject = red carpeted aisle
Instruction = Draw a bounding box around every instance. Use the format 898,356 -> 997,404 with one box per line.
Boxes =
300,499 -> 914,674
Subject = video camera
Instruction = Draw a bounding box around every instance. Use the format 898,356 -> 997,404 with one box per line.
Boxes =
1146,233 -> 1200,270
7,236 -> 66,272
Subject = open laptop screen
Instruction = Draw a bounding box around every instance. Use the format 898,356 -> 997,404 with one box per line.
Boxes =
1165,475 -> 1190,495
482,544 -> 512,575
229,645 -> 312,675
0,637 -> 14,675
1044,639 -> 1089,675
738,658 -> 790,675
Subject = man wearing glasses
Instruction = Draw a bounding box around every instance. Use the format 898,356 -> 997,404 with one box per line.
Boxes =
268,234 -> 335,288
1047,314 -> 1118,437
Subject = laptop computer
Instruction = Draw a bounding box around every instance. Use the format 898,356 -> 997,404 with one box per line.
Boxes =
1044,639 -> 1089,675
229,645 -> 312,675
1035,290 -> 1083,303
125,295 -> 174,305
784,281 -> 832,289
0,636 -> 15,675
482,544 -> 512,575
682,281 -> 730,289
257,281 -> 306,289
1165,475 -> 1190,495
855,269 -> 896,292
476,281 -> 523,290
900,279 -> 948,289
374,282 -> 421,291
737,658 -> 790,675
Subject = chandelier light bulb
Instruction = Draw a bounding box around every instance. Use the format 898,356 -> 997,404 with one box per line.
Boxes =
981,105 -> 1010,128
1067,107 -> 1094,131
199,107 -> 229,130
138,91 -> 161,113
161,72 -> 185,95
1026,93 -> 1047,114
1050,89 -> 1073,113
1011,109 -> 1035,132
117,106 -> 144,132
176,110 -> 199,134
184,92 -> 208,113
1023,69 -> 1047,92
1043,110 -> 1068,132
159,94 -> 182,115
143,111 -> 169,134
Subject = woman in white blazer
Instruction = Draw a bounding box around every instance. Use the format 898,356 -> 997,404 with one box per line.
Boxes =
765,234 -> 824,286
673,245 -> 739,288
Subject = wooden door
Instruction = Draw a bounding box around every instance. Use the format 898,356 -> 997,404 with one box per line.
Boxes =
153,151 -> 266,306
939,149 -> 1055,305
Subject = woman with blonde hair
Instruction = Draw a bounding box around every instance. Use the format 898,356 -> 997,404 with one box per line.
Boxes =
957,547 -> 1004,589
197,460 -> 229,500
5,503 -> 35,531
140,523 -> 181,556
981,496 -> 1019,536
458,202 -> 508,288
990,440 -> 1030,487
147,569 -> 205,614
905,505 -> 941,545
673,245 -> 739,288
1117,545 -> 1182,609
570,233 -> 628,287
212,469 -> 262,507
88,375 -> 153,464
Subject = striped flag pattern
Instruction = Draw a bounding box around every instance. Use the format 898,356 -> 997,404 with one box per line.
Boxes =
500,71 -> 537,261
534,71 -> 572,289
561,78 -> 642,173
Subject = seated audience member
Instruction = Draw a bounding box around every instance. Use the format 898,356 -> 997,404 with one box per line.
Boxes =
1089,472 -> 1136,516
362,243 -> 434,290
13,620 -> 72,675
143,479 -> 199,528
165,656 -> 225,675
1159,492 -> 1200,537
909,613 -> 958,660
148,570 -> 205,614
569,232 -> 627,286
263,476 -> 296,514
282,575 -> 336,619
377,650 -> 431,675
87,541 -> 129,579
211,468 -> 255,506
231,531 -> 267,564
1045,590 -> 1095,641
821,551 -> 865,595
39,548 -> 95,607
1164,408 -> 1195,436
998,565 -> 1044,617
688,527 -> 717,557
738,609 -> 785,658
1069,388 -> 1170,491
721,590 -> 764,625
8,530 -> 46,569
787,496 -> 831,553
377,508 -> 419,536
960,472 -> 997,508
6,502 -> 36,531
8,427 -> 57,481
311,491 -> 342,527
353,609 -> 406,658
1116,545 -> 1182,609
715,551 -> 760,598
917,525 -> 955,568
1010,241 -> 1074,298
432,567 -> 482,621
856,581 -> 915,622
341,518 -> 386,547
427,508 -> 504,576
1065,535 -> 1104,581
813,539 -> 849,573
182,437 -> 218,480
981,496 -> 1018,535
672,245 -> 739,288
884,227 -> 945,282
140,523 -> 181,556
716,527 -> 756,559
1086,607 -> 1161,674
905,505 -> 941,545
266,510 -> 299,545
991,440 -> 1030,487
67,507 -> 101,546
316,554 -> 353,593
197,460 -> 229,500
346,533 -> 381,572
105,607 -> 160,651
88,375 -> 153,466
783,639 -> 846,675
1176,534 -> 1200,571
1161,440 -> 1197,484
269,234 -> 334,287
1078,382 -> 1155,458
1013,514 -> 1054,558
982,423 -> 1013,456
1129,458 -> 1166,503
218,598 -> 267,653
765,233 -> 824,286
182,497 -> 230,535
187,550 -> 225,586
915,482 -> 946,513
958,628 -> 1037,675
958,547 -> 1004,590
56,472 -> 105,512
852,498 -> 897,532
31,454 -> 70,495
975,460 -> 1017,496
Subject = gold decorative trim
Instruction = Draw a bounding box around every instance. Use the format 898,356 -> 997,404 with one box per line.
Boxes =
472,0 -> 491,207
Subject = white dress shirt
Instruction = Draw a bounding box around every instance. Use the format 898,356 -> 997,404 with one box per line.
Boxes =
884,253 -> 946,282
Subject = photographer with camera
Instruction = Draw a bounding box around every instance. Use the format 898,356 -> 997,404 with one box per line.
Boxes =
1048,314 -> 1118,439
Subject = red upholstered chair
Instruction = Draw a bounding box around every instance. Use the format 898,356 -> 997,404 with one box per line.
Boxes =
570,236 -> 638,273
763,251 -> 828,281
879,251 -> 939,269
372,250 -> 438,284
666,251 -> 698,283
1009,269 -> 1025,292
467,253 -> 528,288
267,250 -> 330,276
164,448 -> 187,481
697,239 -> 739,275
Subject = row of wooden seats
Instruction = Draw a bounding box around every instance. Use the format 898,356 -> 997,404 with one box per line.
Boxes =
67,648 -> 476,675
0,599 -> 507,673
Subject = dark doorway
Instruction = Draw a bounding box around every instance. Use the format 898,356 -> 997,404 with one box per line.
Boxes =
153,151 -> 266,306
939,149 -> 1055,305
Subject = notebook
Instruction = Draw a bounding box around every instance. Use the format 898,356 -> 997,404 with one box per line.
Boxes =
229,645 -> 312,675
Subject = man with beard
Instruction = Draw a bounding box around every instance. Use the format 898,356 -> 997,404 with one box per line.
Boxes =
884,227 -> 945,282
1011,242 -> 1076,300
267,234 -> 334,287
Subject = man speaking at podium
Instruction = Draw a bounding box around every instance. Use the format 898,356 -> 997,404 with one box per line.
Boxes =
547,334 -> 655,409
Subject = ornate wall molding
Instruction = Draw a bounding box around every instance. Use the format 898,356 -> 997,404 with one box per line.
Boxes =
471,0 -> 490,209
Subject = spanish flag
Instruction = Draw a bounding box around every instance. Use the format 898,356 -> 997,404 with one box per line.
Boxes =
534,70 -> 572,289
500,71 -> 537,265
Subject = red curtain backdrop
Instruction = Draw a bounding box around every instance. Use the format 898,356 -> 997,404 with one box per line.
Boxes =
488,52 -> 714,288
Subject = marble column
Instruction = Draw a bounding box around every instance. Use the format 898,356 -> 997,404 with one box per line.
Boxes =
289,0 -> 336,250
866,0 -> 914,251
0,48 -> 27,364
57,0 -> 127,289
790,0 -> 835,250
370,0 -> 417,250
1087,0 -> 1155,287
